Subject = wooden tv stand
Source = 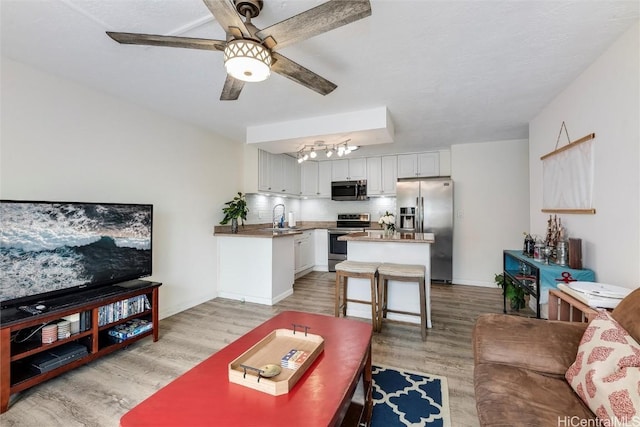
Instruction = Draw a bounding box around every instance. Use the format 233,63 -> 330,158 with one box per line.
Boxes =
0,280 -> 161,413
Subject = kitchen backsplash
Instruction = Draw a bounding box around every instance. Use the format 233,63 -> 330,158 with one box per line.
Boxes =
245,194 -> 396,224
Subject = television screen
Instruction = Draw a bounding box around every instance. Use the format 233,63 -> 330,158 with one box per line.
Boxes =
0,200 -> 152,308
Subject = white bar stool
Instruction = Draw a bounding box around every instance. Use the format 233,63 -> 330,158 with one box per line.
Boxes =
334,260 -> 380,331
377,263 -> 427,341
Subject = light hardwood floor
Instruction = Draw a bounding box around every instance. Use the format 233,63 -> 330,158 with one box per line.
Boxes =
1,272 -> 505,427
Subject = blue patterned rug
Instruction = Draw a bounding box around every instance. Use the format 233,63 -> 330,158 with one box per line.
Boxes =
372,365 -> 450,427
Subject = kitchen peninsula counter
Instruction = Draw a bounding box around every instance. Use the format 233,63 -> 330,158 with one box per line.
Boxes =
214,222 -> 337,305
214,228 -> 305,238
338,231 -> 434,328
213,222 -> 338,237
338,231 -> 435,243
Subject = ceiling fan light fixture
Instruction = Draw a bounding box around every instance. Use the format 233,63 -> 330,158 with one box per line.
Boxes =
224,39 -> 271,82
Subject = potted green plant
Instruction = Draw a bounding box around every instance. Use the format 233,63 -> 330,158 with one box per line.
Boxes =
220,192 -> 249,233
495,273 -> 526,310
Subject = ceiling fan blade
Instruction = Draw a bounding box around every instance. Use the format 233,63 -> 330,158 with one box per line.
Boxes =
255,0 -> 371,50
220,75 -> 245,100
271,52 -> 336,96
107,32 -> 226,51
202,0 -> 251,38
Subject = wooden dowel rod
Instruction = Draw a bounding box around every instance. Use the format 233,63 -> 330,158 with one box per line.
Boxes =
540,133 -> 595,160
541,208 -> 596,214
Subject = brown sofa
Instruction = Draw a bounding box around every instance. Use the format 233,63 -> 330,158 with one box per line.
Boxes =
472,287 -> 640,426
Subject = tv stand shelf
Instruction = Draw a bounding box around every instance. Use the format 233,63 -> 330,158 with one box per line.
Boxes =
0,280 -> 161,413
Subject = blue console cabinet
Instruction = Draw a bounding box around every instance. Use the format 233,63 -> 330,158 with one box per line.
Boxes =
503,250 -> 595,318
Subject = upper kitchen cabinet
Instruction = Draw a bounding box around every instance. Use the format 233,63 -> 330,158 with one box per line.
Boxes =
366,157 -> 381,194
367,156 -> 397,196
300,161 -> 332,197
255,149 -> 299,195
300,161 -> 320,197
282,155 -> 300,195
397,152 -> 440,178
331,158 -> 367,181
268,152 -> 283,192
381,155 -> 398,194
318,162 -> 332,197
257,149 -> 272,192
300,161 -> 318,196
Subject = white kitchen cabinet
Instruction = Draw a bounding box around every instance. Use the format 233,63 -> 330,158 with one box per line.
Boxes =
381,155 -> 397,195
258,149 -> 271,192
397,152 -> 440,178
294,230 -> 314,277
366,157 -> 382,195
282,155 -> 300,195
313,229 -> 329,271
300,161 -> 332,198
318,161 -> 332,197
257,150 -> 299,195
348,158 -> 367,180
417,152 -> 439,177
331,159 -> 349,181
269,153 -> 284,192
367,156 -> 397,196
300,161 -> 319,196
397,154 -> 417,178
331,158 -> 367,181
217,235 -> 294,305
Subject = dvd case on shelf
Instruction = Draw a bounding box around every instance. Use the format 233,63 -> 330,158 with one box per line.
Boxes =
107,319 -> 152,341
98,295 -> 151,326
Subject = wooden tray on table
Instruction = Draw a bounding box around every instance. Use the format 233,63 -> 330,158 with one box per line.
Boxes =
228,326 -> 324,396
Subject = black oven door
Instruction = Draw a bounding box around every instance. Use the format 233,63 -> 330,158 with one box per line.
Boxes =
328,231 -> 348,272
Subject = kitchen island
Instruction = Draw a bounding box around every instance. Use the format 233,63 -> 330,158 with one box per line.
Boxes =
215,227 -> 305,305
338,231 -> 435,328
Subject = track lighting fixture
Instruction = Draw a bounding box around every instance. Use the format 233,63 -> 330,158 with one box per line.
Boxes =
295,140 -> 357,164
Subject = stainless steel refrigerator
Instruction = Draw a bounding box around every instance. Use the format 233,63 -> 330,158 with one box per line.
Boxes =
396,177 -> 453,283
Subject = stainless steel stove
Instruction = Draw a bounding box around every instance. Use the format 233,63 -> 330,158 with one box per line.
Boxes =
328,213 -> 370,272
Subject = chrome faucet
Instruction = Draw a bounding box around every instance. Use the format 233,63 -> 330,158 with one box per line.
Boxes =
272,204 -> 286,228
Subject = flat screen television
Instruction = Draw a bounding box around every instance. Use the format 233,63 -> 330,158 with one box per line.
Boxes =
0,200 -> 153,308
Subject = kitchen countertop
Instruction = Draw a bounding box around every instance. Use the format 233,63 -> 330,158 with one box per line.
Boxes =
338,231 -> 435,243
213,222 -> 336,238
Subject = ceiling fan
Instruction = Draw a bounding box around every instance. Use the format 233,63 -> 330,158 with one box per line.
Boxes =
107,0 -> 371,101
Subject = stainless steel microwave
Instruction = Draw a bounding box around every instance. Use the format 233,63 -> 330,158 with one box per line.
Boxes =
331,180 -> 367,201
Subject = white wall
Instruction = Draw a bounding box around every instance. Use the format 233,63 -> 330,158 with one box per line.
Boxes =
300,197 -> 396,223
1,58 -> 243,318
529,21 -> 639,289
244,194 -> 301,225
451,139 -> 530,286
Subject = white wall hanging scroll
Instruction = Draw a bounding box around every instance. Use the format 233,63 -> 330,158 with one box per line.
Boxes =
541,122 -> 596,214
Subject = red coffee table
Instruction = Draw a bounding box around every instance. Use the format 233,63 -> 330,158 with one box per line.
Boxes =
120,311 -> 373,427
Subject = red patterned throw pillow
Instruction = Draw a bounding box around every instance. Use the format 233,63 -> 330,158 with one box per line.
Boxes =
566,311 -> 640,425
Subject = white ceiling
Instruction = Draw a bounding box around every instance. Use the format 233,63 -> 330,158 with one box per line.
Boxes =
2,0 -> 638,157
